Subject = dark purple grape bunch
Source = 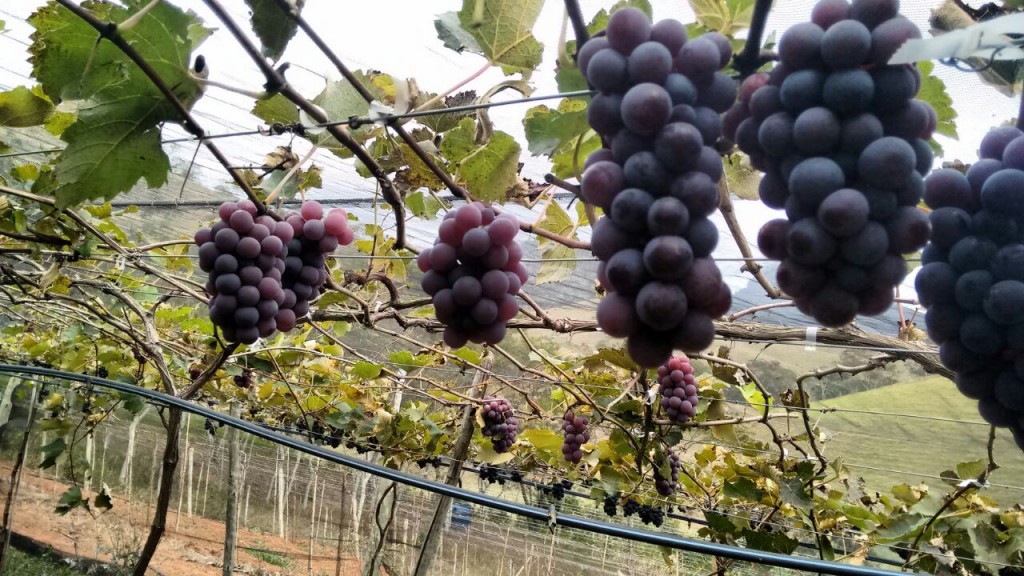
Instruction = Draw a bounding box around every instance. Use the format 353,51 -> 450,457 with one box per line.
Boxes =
657,354 -> 698,424
654,449 -> 680,496
416,202 -> 526,348
579,8 -> 734,368
480,398 -> 518,453
560,409 -> 590,464
917,127 -> 1024,451
196,200 -> 290,344
724,0 -> 934,327
278,201 -> 355,330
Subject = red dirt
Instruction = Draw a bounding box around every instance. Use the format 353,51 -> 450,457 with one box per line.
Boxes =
1,467 -> 363,575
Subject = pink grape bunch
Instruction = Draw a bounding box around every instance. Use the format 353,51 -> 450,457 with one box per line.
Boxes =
916,127 -> 1024,451
653,449 -> 681,497
195,200 -> 353,344
416,202 -> 526,348
579,7 -> 734,368
278,200 -> 354,329
480,397 -> 518,453
725,0 -> 933,327
657,354 -> 698,424
560,409 -> 590,464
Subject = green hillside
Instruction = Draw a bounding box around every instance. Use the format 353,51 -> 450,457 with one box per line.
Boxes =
817,376 -> 1024,506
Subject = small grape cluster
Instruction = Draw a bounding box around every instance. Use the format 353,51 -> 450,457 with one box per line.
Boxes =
917,127 -> 1024,450
416,457 -> 444,469
603,494 -> 618,517
541,481 -> 568,500
579,7 -> 734,368
480,398 -> 518,453
233,370 -> 252,389
560,409 -> 590,464
203,418 -> 218,437
653,450 -> 681,497
479,464 -> 506,485
622,498 -> 641,517
196,200 -> 353,343
725,0 -> 933,327
657,354 -> 698,424
637,504 -> 665,527
417,203 -> 525,348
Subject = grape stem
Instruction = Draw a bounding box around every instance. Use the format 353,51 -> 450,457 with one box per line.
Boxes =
563,0 -> 590,61
516,328 -> 575,383
264,145 -> 318,205
716,177 -> 782,299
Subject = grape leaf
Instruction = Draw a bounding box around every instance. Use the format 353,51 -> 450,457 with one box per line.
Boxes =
435,11 -> 484,55
406,191 -> 444,220
441,118 -> 521,202
28,0 -> 208,207
55,485 -> 86,515
252,93 -> 299,124
916,61 -> 958,143
535,199 -> 578,284
243,0 -> 304,62
308,70 -> 390,159
688,0 -> 756,36
522,99 -> 589,157
551,131 -> 600,181
455,0 -> 544,75
0,86 -> 54,127
520,428 -> 563,454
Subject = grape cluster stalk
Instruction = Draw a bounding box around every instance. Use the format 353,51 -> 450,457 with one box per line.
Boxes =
657,354 -> 699,424
417,202 -> 526,348
480,398 -> 519,453
196,200 -> 353,343
725,0 -> 934,327
581,7 -> 734,368
917,127 -> 1024,450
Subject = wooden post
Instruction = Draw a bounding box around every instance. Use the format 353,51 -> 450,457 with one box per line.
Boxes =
0,380 -> 38,574
133,406 -> 182,576
308,471 -> 317,576
335,475 -> 346,576
412,358 -> 491,576
222,402 -> 240,576
277,447 -> 286,539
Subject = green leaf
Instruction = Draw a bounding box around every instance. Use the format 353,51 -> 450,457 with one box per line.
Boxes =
55,485 -> 85,515
121,393 -> 145,416
476,442 -> 515,464
534,200 -> 577,284
44,110 -> 76,136
779,476 -> 811,507
453,128 -> 522,202
551,131 -> 600,181
435,12 -> 484,55
244,0 -> 304,62
439,117 -> 480,165
520,428 -> 563,455
455,0 -> 544,75
352,361 -> 383,379
29,0 -> 207,207
39,437 -> 66,469
956,458 -> 988,480
93,486 -> 113,511
522,99 -> 589,157
406,191 -> 444,220
723,476 -> 762,501
252,94 -> 299,124
0,86 -> 54,127
308,71 -> 386,157
738,380 -> 771,416
688,0 -> 756,36
917,61 -> 957,142
741,529 -> 800,554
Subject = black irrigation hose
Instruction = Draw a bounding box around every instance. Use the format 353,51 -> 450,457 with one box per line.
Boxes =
0,363 -> 915,576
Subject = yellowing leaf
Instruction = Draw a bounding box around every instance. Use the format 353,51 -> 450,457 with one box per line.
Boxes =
688,0 -> 756,36
0,86 -> 54,127
535,199 -> 578,284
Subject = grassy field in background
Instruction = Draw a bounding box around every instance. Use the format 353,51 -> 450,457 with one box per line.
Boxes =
817,376 -> 1024,505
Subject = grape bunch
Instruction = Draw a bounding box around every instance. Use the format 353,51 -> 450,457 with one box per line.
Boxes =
653,449 -> 681,497
416,202 -> 526,348
637,504 -> 665,527
480,397 -> 518,453
603,494 -> 618,517
560,409 -> 590,464
278,201 -> 355,329
580,7 -> 734,367
656,354 -> 699,424
196,200 -> 353,343
196,200 -> 290,344
724,0 -> 934,327
917,127 -> 1024,450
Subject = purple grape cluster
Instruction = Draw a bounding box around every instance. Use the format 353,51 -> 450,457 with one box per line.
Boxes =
416,202 -> 526,348
480,398 -> 518,453
279,201 -> 354,330
580,7 -> 733,368
653,449 -> 680,497
196,200 -> 353,344
657,354 -> 698,424
724,0 -> 933,327
917,127 -> 1024,451
560,409 -> 590,464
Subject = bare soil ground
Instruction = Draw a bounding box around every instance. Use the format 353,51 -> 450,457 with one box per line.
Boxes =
0,466 -> 363,575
